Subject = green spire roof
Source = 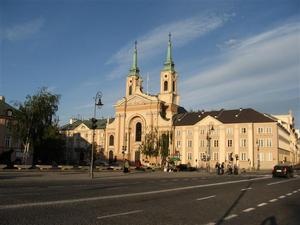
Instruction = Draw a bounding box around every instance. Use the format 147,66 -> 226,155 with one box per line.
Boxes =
163,33 -> 175,71
129,41 -> 140,76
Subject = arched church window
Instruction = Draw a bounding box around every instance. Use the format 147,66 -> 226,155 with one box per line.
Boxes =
164,81 -> 168,91
109,135 -> 114,146
172,81 -> 175,92
135,122 -> 142,142
129,86 -> 132,95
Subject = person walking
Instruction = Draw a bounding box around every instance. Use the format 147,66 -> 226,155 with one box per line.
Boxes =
123,159 -> 130,173
221,162 -> 225,175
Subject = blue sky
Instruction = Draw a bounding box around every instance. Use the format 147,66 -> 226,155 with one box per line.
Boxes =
1,0 -> 299,127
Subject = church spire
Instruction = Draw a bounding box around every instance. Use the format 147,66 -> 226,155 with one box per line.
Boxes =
129,41 -> 140,76
163,33 -> 175,71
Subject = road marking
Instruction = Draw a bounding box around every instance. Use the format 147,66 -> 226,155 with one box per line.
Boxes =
97,210 -> 143,219
224,214 -> 238,220
293,190 -> 298,193
269,199 -> 278,202
0,176 -> 270,210
241,187 -> 252,191
279,195 -> 286,199
257,203 -> 267,207
204,222 -> 216,225
298,189 -> 300,191
196,195 -> 216,201
286,193 -> 292,196
267,178 -> 297,186
243,208 -> 255,212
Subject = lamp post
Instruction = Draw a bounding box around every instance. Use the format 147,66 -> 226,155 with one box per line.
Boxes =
90,91 -> 103,179
256,140 -> 260,171
206,124 -> 214,172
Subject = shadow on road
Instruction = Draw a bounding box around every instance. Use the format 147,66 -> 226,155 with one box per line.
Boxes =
215,181 -> 253,225
260,216 -> 278,225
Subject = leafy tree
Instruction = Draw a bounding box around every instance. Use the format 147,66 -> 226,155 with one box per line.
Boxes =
139,129 -> 159,161
13,87 -> 62,166
159,132 -> 170,165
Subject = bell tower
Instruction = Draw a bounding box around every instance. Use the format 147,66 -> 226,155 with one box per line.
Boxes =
126,41 -> 143,97
159,33 -> 179,106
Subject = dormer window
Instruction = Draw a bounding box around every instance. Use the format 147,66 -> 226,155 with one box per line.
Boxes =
7,110 -> 12,117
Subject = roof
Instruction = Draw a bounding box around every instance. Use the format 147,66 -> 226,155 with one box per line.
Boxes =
173,108 -> 276,126
0,98 -> 17,117
60,118 -> 114,131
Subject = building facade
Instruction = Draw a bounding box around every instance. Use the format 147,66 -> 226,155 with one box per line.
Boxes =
61,36 -> 299,169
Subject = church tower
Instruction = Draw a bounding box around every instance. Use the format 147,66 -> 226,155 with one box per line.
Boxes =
126,41 -> 143,97
158,34 -> 179,119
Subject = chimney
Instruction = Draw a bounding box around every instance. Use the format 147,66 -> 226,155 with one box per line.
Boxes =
0,96 -> 5,102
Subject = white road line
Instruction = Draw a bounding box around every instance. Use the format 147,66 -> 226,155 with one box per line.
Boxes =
204,222 -> 216,225
267,178 -> 297,186
269,199 -> 278,202
257,203 -> 268,207
286,193 -> 292,196
97,210 -> 143,219
279,195 -> 286,199
243,208 -> 255,212
224,214 -> 238,220
293,190 -> 298,193
196,195 -> 216,201
298,189 -> 300,191
241,187 -> 252,191
0,176 -> 270,210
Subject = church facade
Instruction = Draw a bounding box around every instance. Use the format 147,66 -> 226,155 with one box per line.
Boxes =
61,35 -> 299,169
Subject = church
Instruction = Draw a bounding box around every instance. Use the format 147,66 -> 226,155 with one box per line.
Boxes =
61,35 -> 299,170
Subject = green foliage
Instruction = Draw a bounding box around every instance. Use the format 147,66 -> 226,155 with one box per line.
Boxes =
13,87 -> 63,165
139,129 -> 159,159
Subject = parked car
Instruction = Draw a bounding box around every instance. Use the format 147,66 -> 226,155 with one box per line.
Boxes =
94,159 -> 109,167
272,165 -> 294,178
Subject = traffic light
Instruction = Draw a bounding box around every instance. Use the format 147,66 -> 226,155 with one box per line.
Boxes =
91,118 -> 97,129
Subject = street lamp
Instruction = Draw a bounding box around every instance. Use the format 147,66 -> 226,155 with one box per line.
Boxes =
256,140 -> 260,171
90,91 -> 104,179
206,124 -> 214,172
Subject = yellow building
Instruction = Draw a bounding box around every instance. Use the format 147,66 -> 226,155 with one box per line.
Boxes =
61,36 -> 299,169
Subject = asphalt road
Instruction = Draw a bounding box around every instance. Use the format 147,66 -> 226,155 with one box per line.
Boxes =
0,171 -> 299,225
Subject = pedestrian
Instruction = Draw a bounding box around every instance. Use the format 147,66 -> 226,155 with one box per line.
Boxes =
221,162 -> 225,175
215,162 -> 220,175
234,165 -> 238,175
123,159 -> 130,173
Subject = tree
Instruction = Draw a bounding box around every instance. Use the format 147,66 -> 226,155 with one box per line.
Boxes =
139,129 -> 159,162
13,87 -> 62,166
159,132 -> 170,166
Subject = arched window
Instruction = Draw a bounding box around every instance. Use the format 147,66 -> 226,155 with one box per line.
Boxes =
164,81 -> 168,91
109,135 -> 114,146
172,81 -> 175,92
135,122 -> 142,142
129,86 -> 132,95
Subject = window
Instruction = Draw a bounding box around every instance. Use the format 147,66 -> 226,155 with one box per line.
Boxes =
227,139 -> 233,147
85,133 -> 88,139
129,86 -> 132,95
200,129 -> 205,135
240,127 -> 247,134
188,152 -> 192,160
265,127 -> 272,134
200,152 -> 205,161
241,152 -> 247,161
5,136 -> 11,148
213,140 -> 219,147
172,81 -> 175,92
135,122 -> 142,142
176,141 -> 181,148
7,110 -> 12,117
267,152 -> 273,161
266,138 -> 272,147
258,139 -> 264,147
226,128 -> 233,135
213,152 -> 219,161
258,127 -> 264,134
109,135 -> 114,146
200,140 -> 205,147
164,81 -> 168,91
187,130 -> 193,136
259,152 -> 264,161
187,140 -> 192,148
240,139 -> 247,147
176,130 -> 181,136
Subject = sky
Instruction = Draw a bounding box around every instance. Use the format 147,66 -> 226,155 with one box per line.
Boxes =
1,0 -> 300,127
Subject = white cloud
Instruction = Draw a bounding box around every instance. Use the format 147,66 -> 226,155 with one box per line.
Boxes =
1,18 -> 44,41
180,22 -> 300,111
106,13 -> 232,79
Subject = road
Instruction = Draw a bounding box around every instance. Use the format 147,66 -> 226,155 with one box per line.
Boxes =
0,171 -> 299,225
